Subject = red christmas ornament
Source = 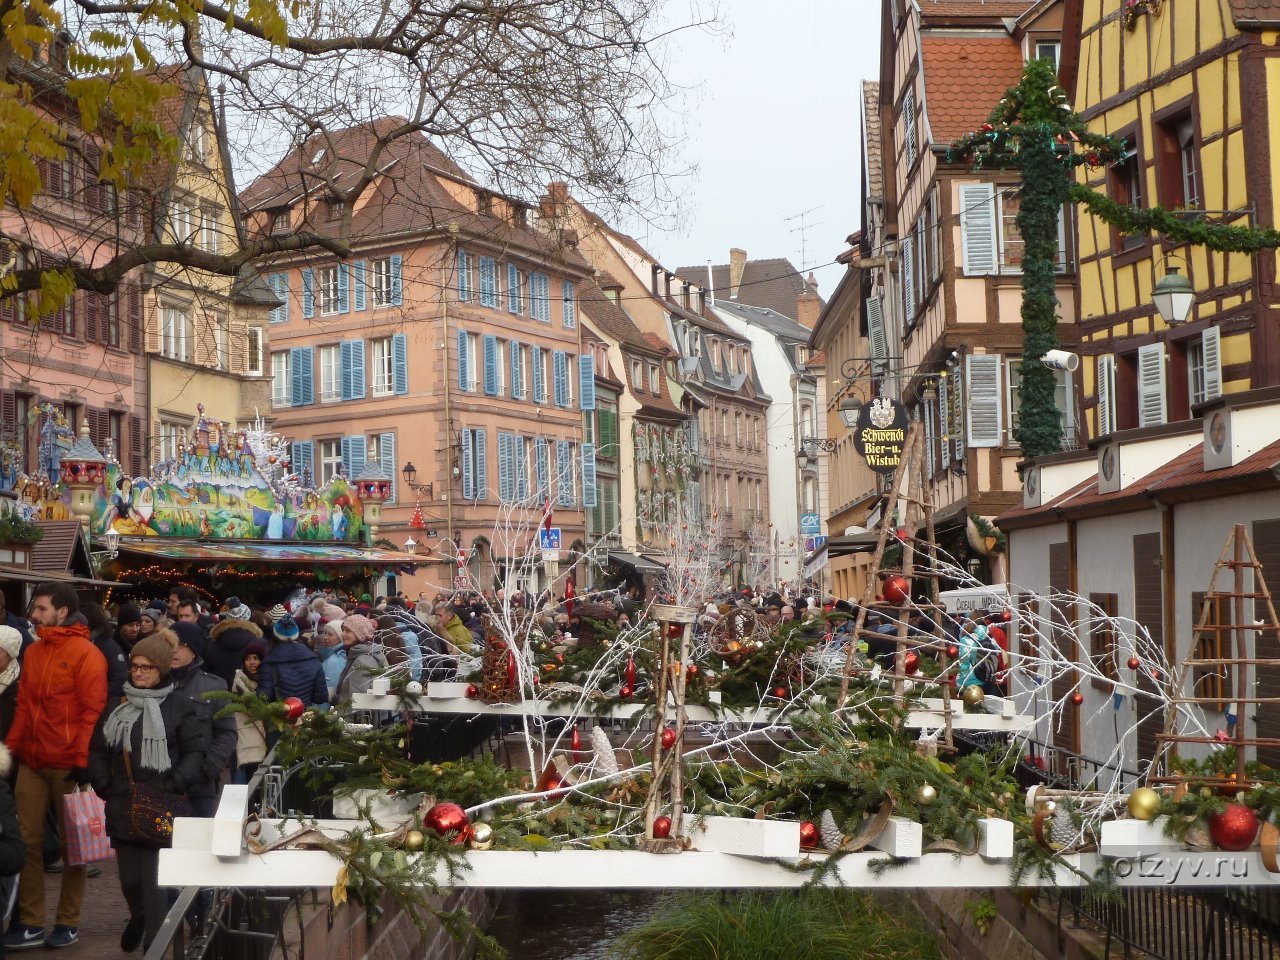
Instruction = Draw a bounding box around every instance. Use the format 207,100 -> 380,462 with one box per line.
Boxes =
1000,610 -> 1012,623
661,728 -> 677,750
555,652 -> 565,664
619,685 -> 634,700
882,576 -> 911,605
1208,803 -> 1259,851
1214,729 -> 1232,744
1127,657 -> 1140,671
571,727 -> 582,759
903,651 -> 920,676
1070,692 -> 1085,706
946,644 -> 959,659
506,651 -> 516,689
282,697 -> 305,720
465,684 -> 480,699
686,664 -> 699,678
652,816 -> 673,839
424,802 -> 469,840
773,686 -> 788,699
1086,152 -> 1101,167
625,657 -> 636,690
981,122 -> 994,132
666,622 -> 683,640
799,820 -> 819,849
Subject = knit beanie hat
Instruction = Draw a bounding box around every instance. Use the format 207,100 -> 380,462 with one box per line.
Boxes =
116,605 -> 142,627
0,626 -> 21,662
172,621 -> 208,659
140,608 -> 164,626
342,614 -> 375,643
273,614 -> 301,642
243,640 -> 267,661
223,597 -> 252,621
269,603 -> 288,622
320,620 -> 344,642
130,635 -> 174,680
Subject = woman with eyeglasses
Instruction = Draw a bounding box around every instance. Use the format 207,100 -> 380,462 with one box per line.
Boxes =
87,633 -> 207,954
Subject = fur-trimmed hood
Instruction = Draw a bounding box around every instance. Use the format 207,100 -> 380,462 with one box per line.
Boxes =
0,742 -> 13,778
210,618 -> 262,641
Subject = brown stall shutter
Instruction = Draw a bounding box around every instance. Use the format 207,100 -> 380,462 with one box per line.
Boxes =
1252,519 -> 1280,767
1132,532 -> 1164,771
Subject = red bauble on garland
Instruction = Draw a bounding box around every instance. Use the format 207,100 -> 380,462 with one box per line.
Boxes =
1208,803 -> 1259,852
799,820 -> 819,849
465,684 -> 480,699
282,697 -> 305,720
903,651 -> 920,676
946,644 -> 959,659
1070,692 -> 1084,706
619,685 -> 634,700
660,727 -> 677,750
1127,657 -> 1140,671
625,656 -> 636,689
424,802 -> 470,841
882,576 -> 911,605
773,686 -> 788,699
652,815 -> 672,839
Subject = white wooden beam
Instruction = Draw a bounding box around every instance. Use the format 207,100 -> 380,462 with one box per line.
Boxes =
870,816 -> 923,859
211,785 -> 249,858
1099,818 -> 1183,858
683,816 -> 801,857
978,817 -> 1014,859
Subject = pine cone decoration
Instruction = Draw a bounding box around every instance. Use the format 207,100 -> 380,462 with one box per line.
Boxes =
591,725 -> 619,777
820,809 -> 844,851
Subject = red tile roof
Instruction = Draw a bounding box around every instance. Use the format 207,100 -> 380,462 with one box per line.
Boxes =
918,0 -> 1037,22
920,35 -> 1026,144
1228,0 -> 1280,25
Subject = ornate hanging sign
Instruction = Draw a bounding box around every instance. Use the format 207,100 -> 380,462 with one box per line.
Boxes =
853,397 -> 908,473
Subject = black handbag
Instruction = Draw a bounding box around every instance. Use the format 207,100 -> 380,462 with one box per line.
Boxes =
123,750 -> 191,848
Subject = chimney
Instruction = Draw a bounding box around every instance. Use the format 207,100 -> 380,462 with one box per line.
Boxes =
728,248 -> 747,299
796,289 -> 821,329
681,281 -> 691,310
651,264 -> 662,296
698,289 -> 707,314
664,271 -> 673,301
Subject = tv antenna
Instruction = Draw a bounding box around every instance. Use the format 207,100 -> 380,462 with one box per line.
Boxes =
786,206 -> 824,276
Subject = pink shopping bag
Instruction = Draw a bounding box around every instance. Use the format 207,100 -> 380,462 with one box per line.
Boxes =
64,787 -> 114,865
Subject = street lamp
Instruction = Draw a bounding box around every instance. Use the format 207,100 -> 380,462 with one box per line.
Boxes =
400,461 -> 434,499
839,394 -> 862,428
1152,265 -> 1194,326
103,529 -> 120,558
404,536 -> 417,554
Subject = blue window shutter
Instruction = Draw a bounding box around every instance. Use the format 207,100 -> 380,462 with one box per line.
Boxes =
507,264 -> 520,313
292,440 -> 314,486
348,338 -> 366,399
579,353 -> 595,410
302,269 -> 314,318
531,345 -> 544,403
475,429 -> 487,500
340,340 -> 354,400
340,436 -> 352,477
483,334 -> 499,395
344,435 -> 366,478
556,440 -> 571,506
379,432 -> 396,501
479,256 -> 498,308
461,429 -> 474,500
301,347 -> 314,404
553,351 -> 568,407
515,436 -> 527,501
338,262 -> 350,313
390,255 -> 403,306
535,437 -> 549,498
290,346 -> 315,406
392,332 -> 408,395
269,274 -> 289,323
562,281 -> 576,327
457,250 -> 471,301
457,331 -> 469,391
510,341 -> 522,399
497,432 -> 513,502
353,260 -> 366,311
582,442 -> 597,508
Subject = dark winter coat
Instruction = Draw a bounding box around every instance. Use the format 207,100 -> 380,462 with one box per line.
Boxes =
203,619 -> 262,689
0,744 -> 24,872
258,641 -> 328,708
87,687 -> 207,841
90,625 -> 129,706
169,660 -> 237,798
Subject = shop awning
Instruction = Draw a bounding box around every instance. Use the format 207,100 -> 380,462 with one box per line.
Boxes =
826,531 -> 880,558
116,539 -> 421,566
606,550 -> 667,576
0,564 -> 123,590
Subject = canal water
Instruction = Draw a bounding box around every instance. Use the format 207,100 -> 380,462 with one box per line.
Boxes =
489,890 -> 663,960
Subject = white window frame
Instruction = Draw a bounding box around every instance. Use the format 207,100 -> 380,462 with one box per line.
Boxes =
247,327 -> 264,377
320,344 -> 341,402
214,315 -> 229,371
158,419 -> 184,464
272,210 -> 289,234
465,333 -> 479,391
371,258 -> 393,307
319,438 -> 343,484
1035,40 -> 1060,70
372,336 -> 394,396
271,351 -> 291,407
160,306 -> 190,362
318,265 -> 340,315
495,339 -> 507,395
648,362 -> 660,395
1006,357 -> 1076,448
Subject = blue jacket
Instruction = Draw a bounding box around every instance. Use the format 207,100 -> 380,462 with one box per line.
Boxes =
259,641 -> 328,707
317,643 -> 347,702
398,629 -> 422,682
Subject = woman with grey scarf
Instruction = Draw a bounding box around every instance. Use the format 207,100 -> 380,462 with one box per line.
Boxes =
88,634 -> 207,953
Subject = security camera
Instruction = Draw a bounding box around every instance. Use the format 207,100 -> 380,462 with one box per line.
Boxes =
1041,349 -> 1080,372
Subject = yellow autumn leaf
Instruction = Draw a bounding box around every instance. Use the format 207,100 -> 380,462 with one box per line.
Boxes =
331,865 -> 348,906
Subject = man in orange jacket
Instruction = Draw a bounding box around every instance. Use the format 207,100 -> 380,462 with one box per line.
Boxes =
5,582 -> 106,951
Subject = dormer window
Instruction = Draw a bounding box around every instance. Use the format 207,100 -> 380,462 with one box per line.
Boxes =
311,148 -> 327,165
327,198 -> 345,220
271,209 -> 290,234
477,193 -> 493,216
1034,40 -> 1060,70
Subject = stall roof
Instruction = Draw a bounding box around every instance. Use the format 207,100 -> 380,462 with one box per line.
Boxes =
606,550 -> 667,575
117,540 -> 421,566
0,564 -> 123,589
33,521 -> 95,578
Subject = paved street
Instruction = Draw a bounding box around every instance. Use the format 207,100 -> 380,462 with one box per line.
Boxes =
37,860 -> 131,956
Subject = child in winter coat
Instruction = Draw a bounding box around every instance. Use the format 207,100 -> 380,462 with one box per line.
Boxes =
231,642 -> 268,783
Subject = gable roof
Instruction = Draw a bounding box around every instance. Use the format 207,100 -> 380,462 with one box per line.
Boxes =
579,281 -> 660,354
918,0 -> 1036,23
675,258 -> 820,321
920,33 -> 1026,144
31,521 -> 94,577
1227,0 -> 1280,25
713,300 -> 813,343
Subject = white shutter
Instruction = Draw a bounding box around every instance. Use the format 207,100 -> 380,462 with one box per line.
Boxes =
866,295 -> 888,373
959,183 -> 998,276
1096,354 -> 1116,437
923,396 -> 936,478
1137,343 -> 1167,427
965,354 -> 1003,448
903,88 -> 917,168
938,374 -> 951,469
902,235 -> 915,323
1201,326 -> 1222,402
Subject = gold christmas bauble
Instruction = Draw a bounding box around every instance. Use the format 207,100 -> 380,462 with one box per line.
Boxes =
961,684 -> 985,707
917,783 -> 938,806
469,822 -> 494,851
1127,787 -> 1161,821
404,829 -> 426,851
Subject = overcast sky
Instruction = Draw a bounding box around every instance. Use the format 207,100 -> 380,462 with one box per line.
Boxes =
625,0 -> 882,297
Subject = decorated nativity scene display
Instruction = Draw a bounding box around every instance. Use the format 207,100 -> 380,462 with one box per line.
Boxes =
1,403 -> 390,546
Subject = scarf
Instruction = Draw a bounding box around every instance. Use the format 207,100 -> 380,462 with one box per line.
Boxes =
103,683 -> 174,772
0,658 -> 20,697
